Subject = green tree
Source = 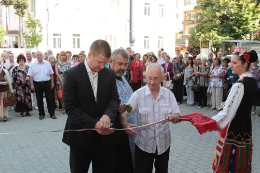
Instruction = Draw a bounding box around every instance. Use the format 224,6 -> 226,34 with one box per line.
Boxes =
23,14 -> 43,48
190,0 -> 260,50
0,24 -> 6,44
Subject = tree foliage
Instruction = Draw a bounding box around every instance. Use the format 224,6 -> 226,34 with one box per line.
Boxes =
13,0 -> 28,18
0,24 -> 6,44
23,14 -> 43,48
0,0 -> 14,6
189,0 -> 260,49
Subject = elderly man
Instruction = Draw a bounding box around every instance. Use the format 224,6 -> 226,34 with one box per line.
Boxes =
28,51 -> 56,120
109,48 -> 136,172
121,63 -> 180,173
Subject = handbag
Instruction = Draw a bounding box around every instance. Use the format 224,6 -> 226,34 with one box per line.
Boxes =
57,88 -> 62,99
3,94 -> 17,107
163,73 -> 173,89
191,66 -> 201,92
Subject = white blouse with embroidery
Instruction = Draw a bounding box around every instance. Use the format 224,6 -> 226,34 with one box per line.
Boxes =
212,72 -> 252,129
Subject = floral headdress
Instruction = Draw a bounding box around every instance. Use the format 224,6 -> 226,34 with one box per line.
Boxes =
234,46 -> 250,62
234,46 -> 245,56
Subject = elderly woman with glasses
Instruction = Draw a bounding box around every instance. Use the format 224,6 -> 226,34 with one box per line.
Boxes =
12,55 -> 32,117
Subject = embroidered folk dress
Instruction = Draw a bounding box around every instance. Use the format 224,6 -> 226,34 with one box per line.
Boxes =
210,72 -> 257,173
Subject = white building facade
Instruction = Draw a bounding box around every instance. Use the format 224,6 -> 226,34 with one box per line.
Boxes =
130,0 -> 176,55
1,0 -> 176,55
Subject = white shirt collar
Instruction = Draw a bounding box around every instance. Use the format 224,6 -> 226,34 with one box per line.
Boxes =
84,59 -> 92,73
144,85 -> 164,99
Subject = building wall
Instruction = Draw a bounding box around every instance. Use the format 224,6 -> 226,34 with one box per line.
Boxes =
131,0 -> 176,55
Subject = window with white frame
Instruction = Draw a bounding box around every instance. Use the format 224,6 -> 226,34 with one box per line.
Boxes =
158,36 -> 163,49
53,33 -> 61,48
111,0 -> 120,17
72,34 -> 80,49
105,35 -> 116,50
144,36 -> 150,49
159,4 -> 164,17
144,3 -> 150,16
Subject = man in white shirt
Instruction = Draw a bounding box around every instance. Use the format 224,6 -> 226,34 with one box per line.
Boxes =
25,51 -> 36,67
27,51 -> 56,120
4,52 -> 18,86
121,63 -> 180,173
25,51 -> 37,110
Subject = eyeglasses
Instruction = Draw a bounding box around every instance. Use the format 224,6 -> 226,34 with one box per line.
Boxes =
147,76 -> 160,82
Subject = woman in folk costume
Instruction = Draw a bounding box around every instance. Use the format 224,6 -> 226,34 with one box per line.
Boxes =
0,58 -> 14,122
205,50 -> 258,172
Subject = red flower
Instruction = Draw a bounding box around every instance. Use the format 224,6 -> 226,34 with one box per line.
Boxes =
244,54 -> 250,61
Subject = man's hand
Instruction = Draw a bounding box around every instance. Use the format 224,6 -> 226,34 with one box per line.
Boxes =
51,83 -> 54,89
119,104 -> 126,114
122,122 -> 137,135
95,121 -> 114,135
99,114 -> 111,129
30,84 -> 35,91
166,114 -> 180,124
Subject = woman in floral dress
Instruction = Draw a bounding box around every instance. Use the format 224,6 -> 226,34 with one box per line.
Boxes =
12,55 -> 32,117
56,51 -> 71,114
210,57 -> 225,110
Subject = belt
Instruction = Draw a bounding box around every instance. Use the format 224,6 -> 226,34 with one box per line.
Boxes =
34,80 -> 50,83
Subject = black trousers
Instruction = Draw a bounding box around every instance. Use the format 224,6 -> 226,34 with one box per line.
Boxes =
198,86 -> 208,107
135,145 -> 170,173
173,78 -> 183,103
132,80 -> 142,92
69,133 -> 114,173
33,80 -> 54,116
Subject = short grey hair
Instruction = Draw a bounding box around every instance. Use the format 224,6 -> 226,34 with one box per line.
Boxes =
196,55 -> 201,60
48,55 -> 56,61
146,63 -> 164,76
201,56 -> 207,61
1,52 -> 7,57
111,48 -> 129,61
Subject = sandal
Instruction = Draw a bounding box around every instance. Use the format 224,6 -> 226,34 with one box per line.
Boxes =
26,112 -> 31,117
251,111 -> 256,115
3,116 -> 8,122
20,113 -> 24,117
62,110 -> 66,114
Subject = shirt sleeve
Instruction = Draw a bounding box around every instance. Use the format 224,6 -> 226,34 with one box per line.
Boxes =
126,91 -> 138,114
49,63 -> 54,74
170,91 -> 180,114
212,82 -> 244,129
27,65 -> 33,76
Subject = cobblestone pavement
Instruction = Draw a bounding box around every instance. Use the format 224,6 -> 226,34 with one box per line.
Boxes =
0,104 -> 259,173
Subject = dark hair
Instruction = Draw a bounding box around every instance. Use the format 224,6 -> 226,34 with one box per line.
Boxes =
17,55 -> 26,63
151,55 -> 157,62
187,56 -> 194,66
234,50 -> 258,70
90,40 -> 111,58
214,57 -> 221,65
223,57 -> 230,63
72,54 -> 78,58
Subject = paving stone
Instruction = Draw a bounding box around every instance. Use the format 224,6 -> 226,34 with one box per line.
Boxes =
0,104 -> 259,172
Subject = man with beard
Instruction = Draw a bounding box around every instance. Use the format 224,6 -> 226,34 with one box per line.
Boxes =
109,48 -> 136,172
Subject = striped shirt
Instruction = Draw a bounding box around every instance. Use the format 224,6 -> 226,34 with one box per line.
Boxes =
127,85 -> 180,155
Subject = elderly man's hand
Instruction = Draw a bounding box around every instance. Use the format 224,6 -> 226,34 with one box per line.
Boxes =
122,121 -> 137,135
166,114 -> 180,124
119,104 -> 126,114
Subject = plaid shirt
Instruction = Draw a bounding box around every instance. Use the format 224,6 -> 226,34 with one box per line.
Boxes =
127,85 -> 180,155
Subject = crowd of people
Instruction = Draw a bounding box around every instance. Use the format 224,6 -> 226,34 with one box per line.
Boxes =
0,40 -> 259,173
126,48 -> 260,117
0,49 -> 88,122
